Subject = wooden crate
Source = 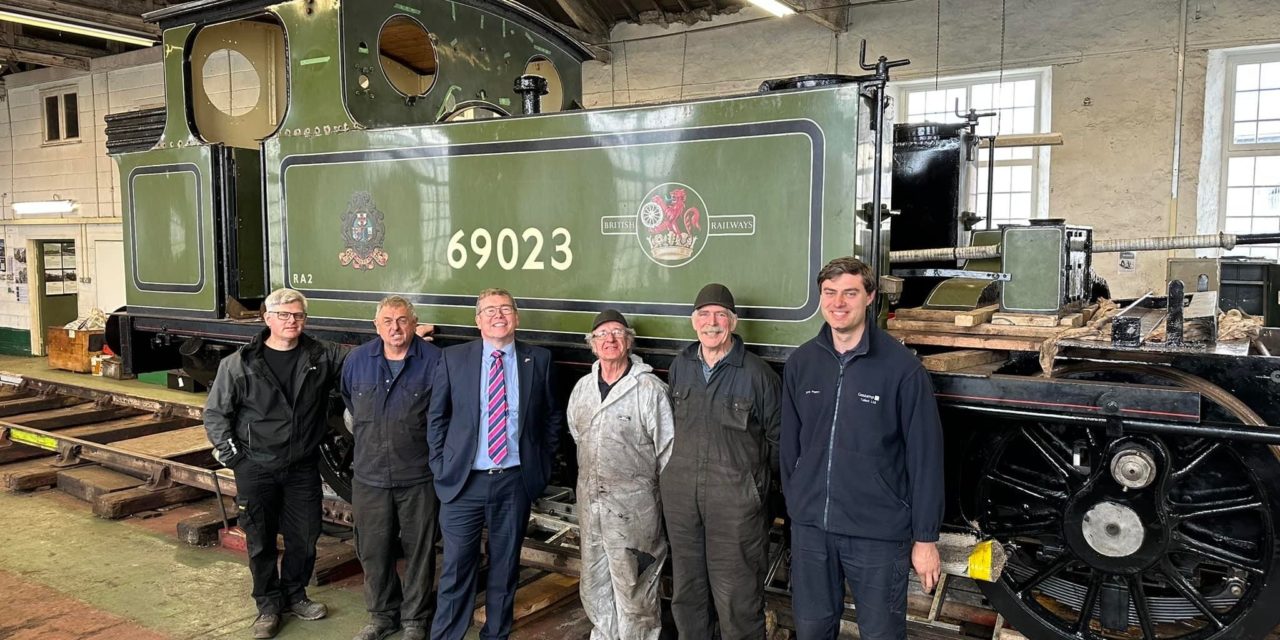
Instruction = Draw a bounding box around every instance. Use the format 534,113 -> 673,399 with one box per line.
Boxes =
45,327 -> 105,373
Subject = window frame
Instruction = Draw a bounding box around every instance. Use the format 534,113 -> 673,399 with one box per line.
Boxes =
1217,48 -> 1280,262
41,88 -> 81,145
891,67 -> 1053,226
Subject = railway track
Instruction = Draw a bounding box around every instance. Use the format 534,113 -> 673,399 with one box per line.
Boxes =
0,373 -> 1090,640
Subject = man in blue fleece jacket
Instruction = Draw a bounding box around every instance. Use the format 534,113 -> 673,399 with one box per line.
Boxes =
781,256 -> 944,640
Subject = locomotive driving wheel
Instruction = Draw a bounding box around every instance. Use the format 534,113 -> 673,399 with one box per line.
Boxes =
971,365 -> 1280,639
318,395 -> 355,503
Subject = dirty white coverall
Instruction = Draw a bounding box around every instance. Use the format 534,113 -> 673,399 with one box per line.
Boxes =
567,354 -> 675,640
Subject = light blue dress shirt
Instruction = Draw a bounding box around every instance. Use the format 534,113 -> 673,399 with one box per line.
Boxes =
474,341 -> 521,470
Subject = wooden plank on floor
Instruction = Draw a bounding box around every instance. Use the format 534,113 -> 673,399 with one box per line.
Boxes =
92,483 -> 210,519
57,465 -> 145,502
888,330 -> 1048,352
15,405 -> 145,431
64,415 -> 195,444
921,350 -> 1007,372
888,318 -> 1068,339
953,305 -> 999,327
990,312 -> 1061,327
473,572 -> 580,630
894,306 -> 976,322
0,395 -> 88,417
111,426 -> 211,459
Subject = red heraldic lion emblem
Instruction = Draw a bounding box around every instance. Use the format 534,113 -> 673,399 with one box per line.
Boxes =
338,191 -> 389,270
638,183 -> 704,265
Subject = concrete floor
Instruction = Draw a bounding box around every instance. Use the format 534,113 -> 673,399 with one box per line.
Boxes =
0,486 -> 599,640
0,354 -> 208,408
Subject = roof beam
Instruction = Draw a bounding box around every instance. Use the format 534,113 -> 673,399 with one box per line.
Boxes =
0,1 -> 159,38
0,46 -> 88,70
794,0 -> 847,33
553,20 -> 611,63
550,0 -> 609,39
12,33 -> 110,59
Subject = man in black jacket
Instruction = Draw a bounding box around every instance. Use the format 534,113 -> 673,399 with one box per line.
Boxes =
342,296 -> 443,640
660,283 -> 781,640
781,257 -> 944,640
204,288 -> 347,639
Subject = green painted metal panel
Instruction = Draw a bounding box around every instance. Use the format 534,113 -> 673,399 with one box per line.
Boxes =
339,0 -> 584,127
0,328 -> 32,356
132,171 -> 202,286
230,147 -> 266,299
1002,226 -> 1064,313
116,145 -> 221,317
264,85 -> 864,346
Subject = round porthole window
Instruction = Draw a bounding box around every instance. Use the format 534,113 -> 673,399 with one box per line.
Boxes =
378,15 -> 437,97
202,49 -> 260,116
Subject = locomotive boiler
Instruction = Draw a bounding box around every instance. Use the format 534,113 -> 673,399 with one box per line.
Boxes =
109,0 -> 1280,638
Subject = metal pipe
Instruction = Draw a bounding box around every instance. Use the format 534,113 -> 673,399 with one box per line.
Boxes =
888,232 -> 1280,263
1169,0 -> 1189,238
985,135 -> 996,230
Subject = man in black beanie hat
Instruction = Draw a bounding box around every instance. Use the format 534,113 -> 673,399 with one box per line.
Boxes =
660,283 -> 781,640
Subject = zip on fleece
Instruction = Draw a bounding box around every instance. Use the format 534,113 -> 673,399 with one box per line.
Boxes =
822,352 -> 845,530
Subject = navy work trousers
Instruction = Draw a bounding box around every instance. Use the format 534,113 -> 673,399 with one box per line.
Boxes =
789,522 -> 912,640
431,468 -> 531,640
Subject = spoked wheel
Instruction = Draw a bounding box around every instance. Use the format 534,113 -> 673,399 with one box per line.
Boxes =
972,365 -> 1280,639
317,394 -> 354,503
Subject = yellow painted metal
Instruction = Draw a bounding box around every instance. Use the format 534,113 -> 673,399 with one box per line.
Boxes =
968,539 -> 996,582
8,428 -> 57,451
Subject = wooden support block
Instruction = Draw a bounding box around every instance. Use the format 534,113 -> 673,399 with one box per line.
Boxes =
889,330 -> 1048,352
921,350 -> 1007,372
474,573 -> 579,630
991,312 -> 1062,328
0,441 -> 49,465
311,537 -> 361,586
894,306 -> 975,323
1057,313 -> 1084,327
112,426 -> 212,459
92,483 -> 210,519
1081,305 -> 1098,323
57,466 -> 144,503
953,305 -> 999,327
1,459 -> 86,492
176,497 -> 238,546
888,318 -> 1067,339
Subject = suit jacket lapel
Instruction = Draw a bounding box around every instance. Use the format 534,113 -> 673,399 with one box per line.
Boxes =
464,340 -> 483,428
516,342 -> 533,436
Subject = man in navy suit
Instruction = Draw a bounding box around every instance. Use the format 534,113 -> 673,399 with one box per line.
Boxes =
428,287 -> 564,640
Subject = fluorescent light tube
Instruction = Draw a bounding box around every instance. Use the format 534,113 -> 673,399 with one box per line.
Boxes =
746,0 -> 796,17
0,10 -> 155,47
13,199 -> 76,216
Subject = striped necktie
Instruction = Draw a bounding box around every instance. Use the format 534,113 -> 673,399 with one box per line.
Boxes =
486,351 -> 509,466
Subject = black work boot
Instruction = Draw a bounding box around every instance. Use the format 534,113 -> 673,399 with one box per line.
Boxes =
251,613 -> 280,638
288,598 -> 328,620
402,624 -> 428,640
352,621 -> 399,640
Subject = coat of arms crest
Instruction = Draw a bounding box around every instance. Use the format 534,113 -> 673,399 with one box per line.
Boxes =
338,192 -> 389,270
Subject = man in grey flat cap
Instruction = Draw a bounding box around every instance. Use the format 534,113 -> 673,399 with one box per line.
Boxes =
660,284 -> 782,640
